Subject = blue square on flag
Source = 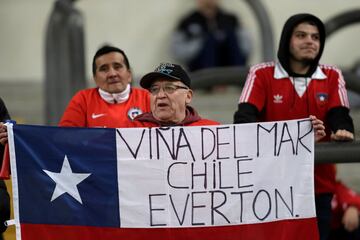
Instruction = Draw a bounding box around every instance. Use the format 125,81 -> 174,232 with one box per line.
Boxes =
13,125 -> 120,227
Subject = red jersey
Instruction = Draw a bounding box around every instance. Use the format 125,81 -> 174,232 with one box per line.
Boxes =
331,181 -> 360,230
59,87 -> 150,128
239,62 -> 350,194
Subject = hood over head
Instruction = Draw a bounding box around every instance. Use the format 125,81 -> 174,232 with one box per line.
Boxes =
277,13 -> 325,77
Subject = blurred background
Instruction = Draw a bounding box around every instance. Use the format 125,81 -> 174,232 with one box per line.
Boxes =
1,0 -> 360,123
1,0 -> 360,239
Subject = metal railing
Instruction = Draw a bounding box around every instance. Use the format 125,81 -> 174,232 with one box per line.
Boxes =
315,141 -> 360,164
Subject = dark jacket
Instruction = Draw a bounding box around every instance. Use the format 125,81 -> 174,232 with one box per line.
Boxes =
0,97 -> 10,234
178,9 -> 239,38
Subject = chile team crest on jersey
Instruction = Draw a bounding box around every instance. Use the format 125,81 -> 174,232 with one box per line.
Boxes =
316,92 -> 328,106
127,107 -> 143,121
316,92 -> 328,102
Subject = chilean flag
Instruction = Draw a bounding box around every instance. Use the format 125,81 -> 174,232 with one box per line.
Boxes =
7,121 -> 319,240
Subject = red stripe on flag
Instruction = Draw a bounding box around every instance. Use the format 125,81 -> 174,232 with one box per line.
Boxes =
21,218 -> 319,240
0,144 -> 10,179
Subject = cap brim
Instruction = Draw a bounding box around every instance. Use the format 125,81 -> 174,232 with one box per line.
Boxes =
140,72 -> 181,89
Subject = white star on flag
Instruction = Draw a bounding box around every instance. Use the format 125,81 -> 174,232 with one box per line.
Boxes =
43,155 -> 91,204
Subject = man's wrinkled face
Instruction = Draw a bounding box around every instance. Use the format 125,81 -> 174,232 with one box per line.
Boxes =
94,52 -> 132,93
289,22 -> 320,63
149,79 -> 192,123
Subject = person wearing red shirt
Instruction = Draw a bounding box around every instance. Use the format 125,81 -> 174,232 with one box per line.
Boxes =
330,181 -> 360,240
59,45 -> 150,128
233,13 -> 354,240
126,63 -> 219,128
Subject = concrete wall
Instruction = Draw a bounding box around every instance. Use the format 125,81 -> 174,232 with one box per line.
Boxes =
0,0 -> 360,85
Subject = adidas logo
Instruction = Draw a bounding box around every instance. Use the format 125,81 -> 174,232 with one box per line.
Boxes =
273,94 -> 283,103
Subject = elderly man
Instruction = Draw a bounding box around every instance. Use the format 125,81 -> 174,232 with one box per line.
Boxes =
126,62 -> 326,140
126,63 -> 219,127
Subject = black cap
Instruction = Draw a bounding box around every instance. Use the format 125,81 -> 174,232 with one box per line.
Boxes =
140,63 -> 191,89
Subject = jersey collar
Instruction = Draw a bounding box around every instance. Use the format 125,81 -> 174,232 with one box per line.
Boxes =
274,61 -> 327,80
98,84 -> 131,104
